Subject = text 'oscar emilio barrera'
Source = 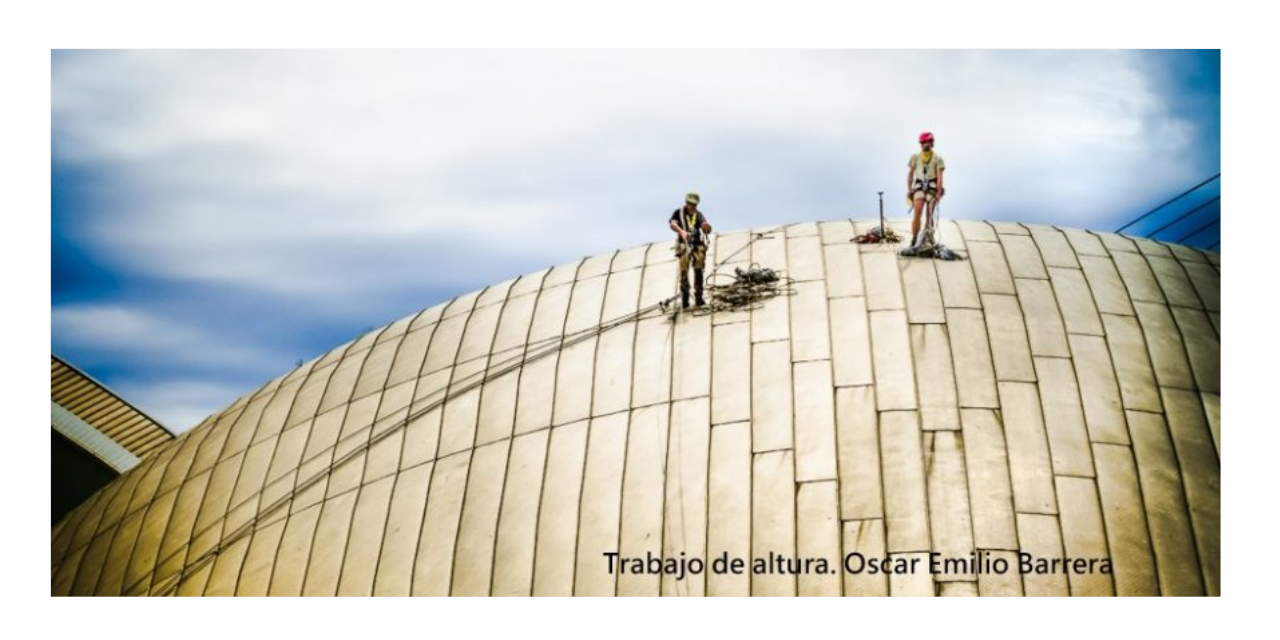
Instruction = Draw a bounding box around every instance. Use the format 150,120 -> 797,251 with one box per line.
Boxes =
603,550 -> 1112,581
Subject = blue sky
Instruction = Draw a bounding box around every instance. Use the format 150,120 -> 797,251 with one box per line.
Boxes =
51,50 -> 1220,431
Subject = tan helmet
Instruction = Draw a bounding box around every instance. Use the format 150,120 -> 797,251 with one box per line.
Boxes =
685,192 -> 700,205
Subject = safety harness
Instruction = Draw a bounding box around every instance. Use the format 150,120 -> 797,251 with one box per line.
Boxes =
675,208 -> 706,246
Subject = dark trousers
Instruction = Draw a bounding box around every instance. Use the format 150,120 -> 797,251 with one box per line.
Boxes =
676,242 -> 707,298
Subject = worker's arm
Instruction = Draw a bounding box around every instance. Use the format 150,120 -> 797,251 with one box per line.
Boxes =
670,219 -> 688,241
700,214 -> 712,234
906,166 -> 915,199
936,168 -> 945,200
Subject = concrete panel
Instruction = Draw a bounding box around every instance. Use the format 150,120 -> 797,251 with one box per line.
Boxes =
1049,267 -> 1104,336
1202,392 -> 1220,456
592,324 -> 636,417
1016,278 -> 1070,358
752,340 -> 793,452
1162,388 -> 1221,596
711,321 -> 751,425
1097,231 -> 1138,254
1062,229 -> 1107,256
945,308 -> 999,408
937,220 -> 967,252
1055,477 -> 1114,596
662,398 -> 710,597
902,258 -> 946,324
843,519 -> 888,596
862,250 -> 907,310
880,411 -> 930,553
790,280 -> 832,361
1080,255 -> 1136,316
1029,226 -> 1080,269
823,243 -> 864,298
935,259 -> 982,309
889,552 -> 934,596
958,220 -> 997,243
372,462 -> 433,595
1001,234 -> 1048,279
998,382 -> 1057,515
1111,251 -> 1165,305
968,242 -> 1016,295
574,413 -> 629,596
708,421 -> 752,597
672,311 -> 712,400
962,409 -> 1018,551
926,431 -> 975,582
752,450 -> 797,596
983,294 -> 1036,382
1172,307 -> 1220,395
830,297 -> 874,387
787,235 -> 826,282
1034,357 -> 1094,478
1092,443 -> 1158,596
911,324 -> 960,432
977,550 -> 1024,597
1103,314 -> 1163,413
1182,262 -> 1220,312
617,405 -> 669,597
835,386 -> 881,520
489,292 -> 538,356
532,420 -> 589,596
870,310 -> 917,411
1129,411 -> 1205,596
412,452 -> 470,596
1134,237 -> 1173,259
1147,255 -> 1202,309
1068,334 -> 1128,445
797,481 -> 842,596
714,231 -> 751,266
1015,513 -> 1068,597
631,317 -> 673,408
793,361 -> 838,482
1134,301 -> 1196,390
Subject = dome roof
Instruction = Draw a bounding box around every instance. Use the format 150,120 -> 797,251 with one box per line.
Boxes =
51,219 -> 1220,596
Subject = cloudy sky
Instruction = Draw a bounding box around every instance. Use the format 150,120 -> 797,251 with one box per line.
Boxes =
51,49 -> 1220,432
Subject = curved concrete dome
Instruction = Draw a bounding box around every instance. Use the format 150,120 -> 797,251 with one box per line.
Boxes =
51,219 -> 1220,597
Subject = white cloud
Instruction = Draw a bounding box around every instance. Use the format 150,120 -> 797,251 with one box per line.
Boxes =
110,377 -> 253,434
52,303 -> 279,369
53,50 -> 1213,300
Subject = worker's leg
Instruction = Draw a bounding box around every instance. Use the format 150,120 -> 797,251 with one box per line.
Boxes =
911,192 -> 925,239
925,194 -> 936,230
677,246 -> 691,308
693,245 -> 707,306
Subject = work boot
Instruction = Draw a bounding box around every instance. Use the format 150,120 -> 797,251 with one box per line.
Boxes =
695,293 -> 705,307
681,291 -> 690,309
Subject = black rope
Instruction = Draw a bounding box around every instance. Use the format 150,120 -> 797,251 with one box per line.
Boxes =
684,264 -> 797,318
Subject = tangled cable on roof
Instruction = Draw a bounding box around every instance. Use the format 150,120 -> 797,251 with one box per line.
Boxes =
853,224 -> 902,244
663,263 -> 796,319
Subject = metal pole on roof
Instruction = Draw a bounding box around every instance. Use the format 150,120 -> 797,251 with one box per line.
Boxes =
878,191 -> 885,244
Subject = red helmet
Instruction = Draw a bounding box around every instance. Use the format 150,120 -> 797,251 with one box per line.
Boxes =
919,131 -> 935,143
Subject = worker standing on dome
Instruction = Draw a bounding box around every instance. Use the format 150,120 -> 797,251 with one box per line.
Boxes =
907,131 -> 946,243
670,192 -> 713,309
